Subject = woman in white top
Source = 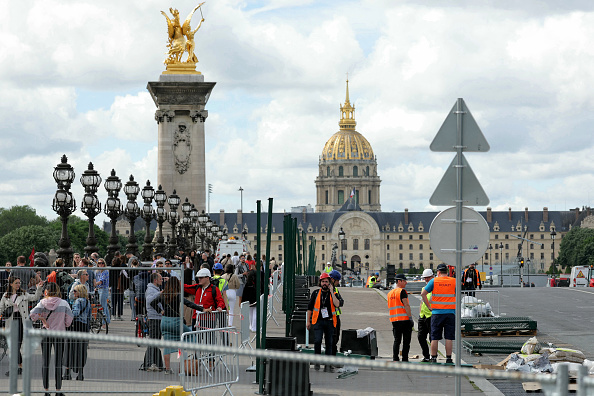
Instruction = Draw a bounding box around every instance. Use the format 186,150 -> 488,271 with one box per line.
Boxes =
0,276 -> 44,376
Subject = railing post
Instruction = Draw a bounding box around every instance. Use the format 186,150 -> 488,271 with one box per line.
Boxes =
9,319 -> 19,394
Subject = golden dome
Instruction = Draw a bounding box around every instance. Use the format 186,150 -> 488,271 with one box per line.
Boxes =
321,79 -> 374,161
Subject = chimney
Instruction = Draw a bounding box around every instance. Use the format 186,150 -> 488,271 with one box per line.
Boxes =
525,207 -> 529,222
543,207 -> 548,223
219,209 -> 225,228
576,208 -> 580,221
237,209 -> 243,227
487,207 -> 492,223
404,208 -> 409,225
508,207 -> 512,221
302,208 -> 307,223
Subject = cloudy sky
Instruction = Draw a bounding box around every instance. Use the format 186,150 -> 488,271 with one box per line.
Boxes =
3,0 -> 594,223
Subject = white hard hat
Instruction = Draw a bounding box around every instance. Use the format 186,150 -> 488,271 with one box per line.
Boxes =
196,268 -> 211,278
422,269 -> 434,278
326,262 -> 331,266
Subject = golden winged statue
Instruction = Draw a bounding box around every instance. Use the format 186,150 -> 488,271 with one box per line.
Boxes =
161,3 -> 205,66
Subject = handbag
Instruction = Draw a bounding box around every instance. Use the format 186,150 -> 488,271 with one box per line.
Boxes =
3,306 -> 14,319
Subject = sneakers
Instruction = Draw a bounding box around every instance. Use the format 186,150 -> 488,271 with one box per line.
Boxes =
147,364 -> 160,372
445,358 -> 454,364
421,358 -> 431,363
163,369 -> 174,375
323,365 -> 334,373
430,357 -> 437,363
314,364 -> 320,371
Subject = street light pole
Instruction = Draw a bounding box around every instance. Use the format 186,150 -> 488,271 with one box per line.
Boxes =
338,227 -> 346,287
104,169 -> 122,265
80,162 -> 102,257
499,243 -> 503,286
239,186 -> 244,213
154,185 -> 168,255
488,243 -> 492,279
52,155 -> 76,266
123,175 -> 141,257
140,180 -> 155,261
551,228 -> 557,276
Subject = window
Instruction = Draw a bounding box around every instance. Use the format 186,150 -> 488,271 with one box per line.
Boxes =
326,166 -> 330,177
368,190 -> 371,204
338,166 -> 344,177
419,253 -> 423,260
495,234 -> 499,239
410,263 -> 415,269
419,244 -> 423,250
321,245 -> 325,250
279,254 -> 282,260
409,235 -> 413,240
322,254 -> 325,260
495,253 -> 499,260
530,243 -> 534,249
505,234 -> 509,239
353,239 -> 359,250
399,263 -> 403,269
541,253 -> 544,259
278,236 -> 282,240
505,253 -> 509,260
409,253 -> 413,260
429,253 -> 433,260
341,239 -> 347,250
409,244 -> 413,250
325,190 -> 329,204
338,190 -> 344,204
399,253 -> 403,260
541,244 -> 544,249
387,235 -> 390,240
387,253 -> 390,260
530,253 -> 534,259
321,236 -> 325,240
530,234 -> 534,239
399,244 -> 403,250
366,166 -> 370,175
364,239 -> 370,250
541,234 -> 544,239
485,253 -> 489,260
399,235 -> 403,240
254,236 -> 258,241
125,230 -> 129,235
387,244 -> 390,250
278,245 -> 282,250
353,166 -> 358,177
419,235 -> 423,240
505,244 -> 509,249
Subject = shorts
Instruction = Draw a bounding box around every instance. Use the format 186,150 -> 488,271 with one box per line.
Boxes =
430,313 -> 455,341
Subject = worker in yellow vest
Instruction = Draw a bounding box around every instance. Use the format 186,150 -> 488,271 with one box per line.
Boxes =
324,262 -> 333,274
307,272 -> 342,372
387,273 -> 413,362
421,263 -> 456,364
418,268 -> 434,362
365,274 -> 376,288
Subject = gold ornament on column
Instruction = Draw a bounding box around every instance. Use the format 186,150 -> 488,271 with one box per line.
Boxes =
161,3 -> 206,74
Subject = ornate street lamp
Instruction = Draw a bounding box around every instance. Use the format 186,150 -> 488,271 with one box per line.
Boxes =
198,210 -> 209,250
154,185 -> 167,255
123,175 -> 140,256
338,227 -> 346,286
180,198 -> 192,254
211,222 -> 220,251
140,180 -> 155,261
190,204 -> 199,251
104,169 -> 123,265
498,243 -> 504,286
80,162 -> 102,257
487,243 -> 492,274
551,228 -> 557,276
167,190 -> 181,258
52,155 -> 76,266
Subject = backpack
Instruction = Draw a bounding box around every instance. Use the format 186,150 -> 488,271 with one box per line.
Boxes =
57,270 -> 74,298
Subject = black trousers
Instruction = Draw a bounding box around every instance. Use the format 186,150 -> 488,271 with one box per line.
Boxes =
313,319 -> 334,356
41,337 -> 64,390
391,320 -> 412,361
332,316 -> 341,356
112,290 -> 124,317
146,319 -> 164,368
417,316 -> 431,359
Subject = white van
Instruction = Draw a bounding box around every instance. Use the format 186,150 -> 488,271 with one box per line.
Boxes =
570,266 -> 590,287
215,239 -> 251,263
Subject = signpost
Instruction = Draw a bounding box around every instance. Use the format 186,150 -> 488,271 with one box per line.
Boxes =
429,98 -> 490,396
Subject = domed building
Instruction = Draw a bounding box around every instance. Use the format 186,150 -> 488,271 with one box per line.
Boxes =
315,81 -> 381,212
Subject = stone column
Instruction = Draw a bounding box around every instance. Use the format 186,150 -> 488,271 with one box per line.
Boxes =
147,74 -> 216,216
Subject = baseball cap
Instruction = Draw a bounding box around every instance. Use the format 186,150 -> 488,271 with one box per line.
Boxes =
394,273 -> 407,281
437,263 -> 448,272
196,268 -> 211,278
422,269 -> 434,278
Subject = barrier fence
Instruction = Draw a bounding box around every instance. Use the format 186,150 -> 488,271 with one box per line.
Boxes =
1,324 -> 590,396
461,289 -> 500,318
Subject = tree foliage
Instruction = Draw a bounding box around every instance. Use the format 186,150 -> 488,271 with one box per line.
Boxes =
557,227 -> 594,268
0,205 -> 49,239
0,225 -> 59,264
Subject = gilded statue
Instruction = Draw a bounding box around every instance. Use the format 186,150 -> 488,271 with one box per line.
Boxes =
161,3 -> 205,65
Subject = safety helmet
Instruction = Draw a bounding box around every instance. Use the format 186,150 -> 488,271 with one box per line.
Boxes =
213,263 -> 223,270
375,272 -> 379,276
196,268 -> 211,278
320,272 -> 331,280
329,270 -> 341,281
422,269 -> 434,278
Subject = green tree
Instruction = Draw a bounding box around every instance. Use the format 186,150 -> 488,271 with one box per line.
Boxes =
558,227 -> 594,268
0,205 -> 49,238
49,216 -> 111,258
0,225 -> 59,264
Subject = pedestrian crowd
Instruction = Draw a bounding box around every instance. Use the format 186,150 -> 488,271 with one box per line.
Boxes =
0,247 -> 281,396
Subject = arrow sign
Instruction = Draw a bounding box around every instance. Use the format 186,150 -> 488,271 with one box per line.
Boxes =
430,99 -> 490,152
430,153 -> 490,206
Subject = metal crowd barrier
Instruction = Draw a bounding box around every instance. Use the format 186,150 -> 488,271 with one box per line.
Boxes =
180,327 -> 239,395
461,289 -> 500,317
195,310 -> 228,331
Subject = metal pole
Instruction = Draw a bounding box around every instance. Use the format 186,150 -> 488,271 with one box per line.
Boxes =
454,97 -> 463,396
255,200 -> 262,385
500,244 -> 503,286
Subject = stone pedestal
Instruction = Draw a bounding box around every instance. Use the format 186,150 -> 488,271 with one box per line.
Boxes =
147,74 -> 215,215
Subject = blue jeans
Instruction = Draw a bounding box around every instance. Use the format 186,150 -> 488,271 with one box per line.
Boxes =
313,319 -> 334,356
98,288 -> 111,324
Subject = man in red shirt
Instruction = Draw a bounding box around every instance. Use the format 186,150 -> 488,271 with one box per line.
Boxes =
184,268 -> 226,329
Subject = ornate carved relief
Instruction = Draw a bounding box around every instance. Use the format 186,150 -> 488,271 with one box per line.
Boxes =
173,123 -> 192,174
190,110 -> 208,123
155,110 -> 176,123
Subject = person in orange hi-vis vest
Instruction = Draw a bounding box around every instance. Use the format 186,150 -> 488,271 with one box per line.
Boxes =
307,273 -> 342,372
421,263 -> 456,364
387,273 -> 413,362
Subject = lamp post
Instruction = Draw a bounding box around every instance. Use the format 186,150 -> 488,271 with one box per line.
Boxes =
154,185 -> 168,255
181,198 -> 192,254
80,162 -> 102,257
104,169 -> 122,265
52,155 -> 76,266
205,216 -> 213,252
140,180 -> 155,261
198,210 -> 209,251
211,223 -> 220,252
167,190 -> 181,258
338,227 -> 346,286
123,175 -> 140,256
190,204 -> 199,251
487,243 -> 492,275
551,228 -> 557,276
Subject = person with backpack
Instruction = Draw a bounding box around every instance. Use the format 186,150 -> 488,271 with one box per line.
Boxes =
133,269 -> 151,317
212,263 -> 230,310
63,284 -> 91,381
183,268 -> 225,330
47,258 -> 74,300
